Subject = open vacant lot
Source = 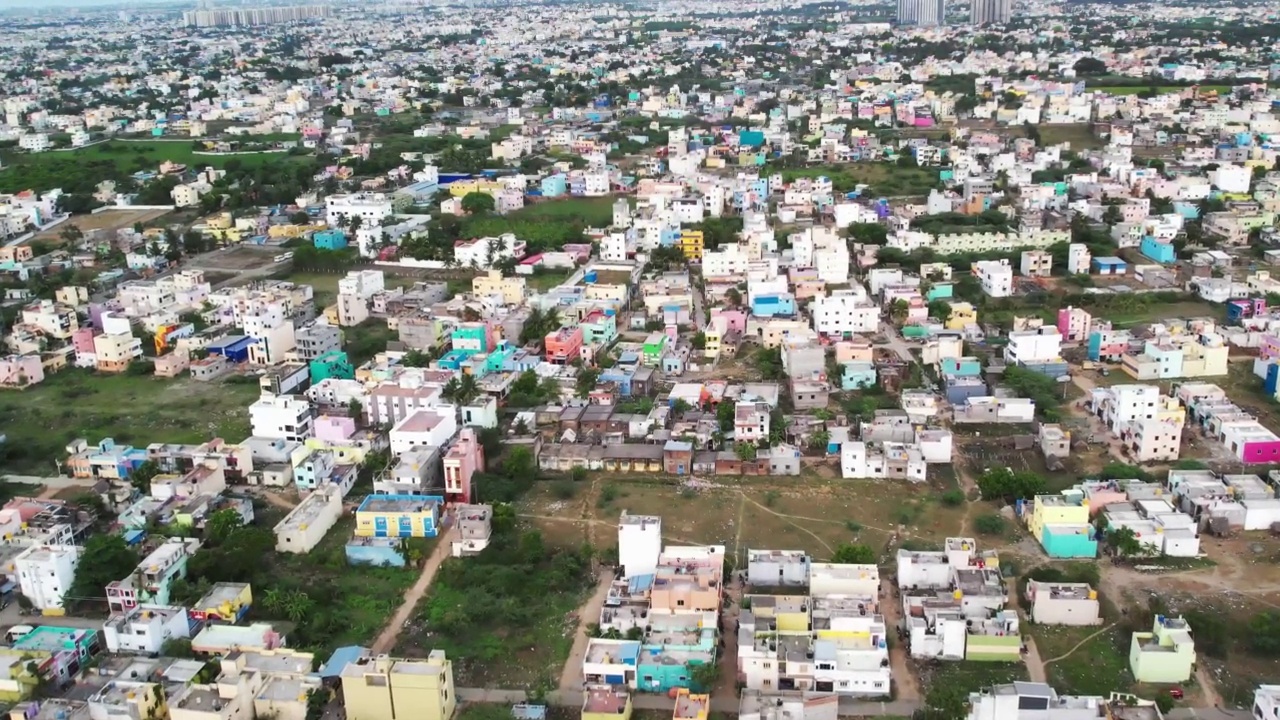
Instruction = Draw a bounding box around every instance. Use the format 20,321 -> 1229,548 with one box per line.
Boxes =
0,370 -> 259,473
516,471 -> 967,563
1037,125 -> 1105,150
30,208 -> 172,247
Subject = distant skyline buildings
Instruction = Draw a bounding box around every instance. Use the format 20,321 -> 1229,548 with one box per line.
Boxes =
970,0 -> 1012,25
182,3 -> 329,26
897,0 -> 945,27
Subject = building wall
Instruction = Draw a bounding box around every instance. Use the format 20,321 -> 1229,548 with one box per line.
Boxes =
965,634 -> 1021,661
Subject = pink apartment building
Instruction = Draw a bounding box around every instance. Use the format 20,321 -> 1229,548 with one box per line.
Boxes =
443,428 -> 485,503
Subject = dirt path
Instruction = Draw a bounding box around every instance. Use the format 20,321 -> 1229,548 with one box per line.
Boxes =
879,581 -> 921,701
1024,636 -> 1048,683
519,513 -> 702,546
1043,623 -> 1117,665
740,494 -> 835,553
370,526 -> 456,655
1195,664 -> 1224,707
260,490 -> 299,511
558,571 -> 615,692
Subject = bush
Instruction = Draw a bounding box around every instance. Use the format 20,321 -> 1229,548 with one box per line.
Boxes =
973,513 -> 1006,536
940,489 -> 965,507
977,467 -> 1046,502
1154,692 -> 1174,714
551,480 -> 576,500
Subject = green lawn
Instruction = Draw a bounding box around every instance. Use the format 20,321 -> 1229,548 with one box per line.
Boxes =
1105,300 -> 1222,327
345,319 -> 399,366
0,369 -> 259,474
1032,624 -> 1132,696
774,163 -> 938,197
1038,125 -> 1105,150
1095,85 -> 1231,96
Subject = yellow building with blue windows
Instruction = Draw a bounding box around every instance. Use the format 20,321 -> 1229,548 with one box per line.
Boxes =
355,494 -> 444,538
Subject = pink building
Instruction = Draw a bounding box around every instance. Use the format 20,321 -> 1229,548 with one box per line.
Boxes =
1261,334 -> 1280,361
314,415 -> 357,443
710,308 -> 747,334
0,354 -> 44,387
544,326 -> 584,364
443,428 -> 485,503
1058,307 -> 1093,342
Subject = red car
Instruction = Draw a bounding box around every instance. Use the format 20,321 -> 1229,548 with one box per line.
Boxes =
1168,688 -> 1184,700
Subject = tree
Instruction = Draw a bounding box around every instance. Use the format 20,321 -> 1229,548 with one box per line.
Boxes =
161,638 -> 196,658
129,460 -> 161,492
402,349 -> 431,367
830,543 -> 875,564
347,398 -> 364,423
1105,526 -> 1146,557
461,192 -> 496,214
1247,611 -> 1280,657
734,442 -> 757,461
973,513 -> 1006,536
716,401 -> 735,432
1073,57 -> 1107,75
68,535 -> 138,610
689,661 -> 720,692
976,467 -> 1046,502
205,509 -> 244,544
724,287 -> 743,307
889,299 -> 909,323
576,368 -> 601,397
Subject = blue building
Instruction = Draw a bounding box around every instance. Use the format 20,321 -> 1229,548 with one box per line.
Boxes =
739,130 -> 765,148
940,357 -> 982,377
751,293 -> 795,318
1139,237 -> 1176,264
841,362 -> 877,390
541,174 -> 567,197
206,335 -> 255,363
313,229 -> 347,251
1092,257 -> 1128,275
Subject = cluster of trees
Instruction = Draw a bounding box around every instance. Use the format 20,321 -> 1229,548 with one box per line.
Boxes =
1001,366 -> 1064,421
291,245 -> 359,273
506,369 -> 563,408
976,467 -> 1047,502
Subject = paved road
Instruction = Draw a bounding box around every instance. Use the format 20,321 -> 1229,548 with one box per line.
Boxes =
875,322 -> 914,363
0,605 -> 103,631
2,475 -> 99,490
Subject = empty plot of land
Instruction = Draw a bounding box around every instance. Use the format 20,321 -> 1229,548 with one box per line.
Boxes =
197,246 -> 284,271
30,208 -> 171,246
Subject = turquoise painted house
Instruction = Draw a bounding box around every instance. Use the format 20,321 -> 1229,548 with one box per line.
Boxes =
739,130 -> 766,148
926,283 -> 954,301
1042,525 -> 1099,558
1140,237 -> 1176,264
541,174 -> 567,197
313,229 -> 348,251
940,357 -> 982,377
841,361 -> 877,390
310,350 -> 355,383
637,620 -> 716,693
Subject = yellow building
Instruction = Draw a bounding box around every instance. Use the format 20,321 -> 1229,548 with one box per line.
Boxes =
742,595 -> 809,633
703,319 -> 725,358
340,652 -> 456,720
472,269 -> 527,306
448,179 -> 505,198
192,582 -> 253,623
0,656 -> 36,701
672,690 -> 709,720
1027,495 -> 1089,542
945,302 -> 977,330
679,230 -> 704,260
355,495 -> 443,538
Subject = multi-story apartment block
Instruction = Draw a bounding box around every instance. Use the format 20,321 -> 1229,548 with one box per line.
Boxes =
339,652 -> 456,720
972,260 -> 1012,298
106,537 -> 202,612
1019,250 -> 1052,278
20,300 -> 78,339
249,394 -> 314,442
443,428 -> 484,503
810,290 -> 879,338
295,325 -> 342,362
15,544 -> 81,612
103,604 -> 191,654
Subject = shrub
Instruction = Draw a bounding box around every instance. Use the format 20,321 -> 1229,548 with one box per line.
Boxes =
940,489 -> 965,507
973,513 -> 1006,536
551,480 -> 576,500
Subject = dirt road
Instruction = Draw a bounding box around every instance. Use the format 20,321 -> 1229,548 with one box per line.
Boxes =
558,571 -> 616,692
370,527 -> 456,655
878,580 -> 921,701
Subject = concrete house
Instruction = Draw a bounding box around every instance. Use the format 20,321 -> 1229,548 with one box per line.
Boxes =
1129,615 -> 1196,683
746,549 -> 810,587
1025,581 -> 1101,626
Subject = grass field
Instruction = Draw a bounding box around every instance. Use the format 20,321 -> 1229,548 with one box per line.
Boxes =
516,469 -> 967,563
777,163 -> 938,197
285,271 -> 423,308
1038,125 -> 1105,150
1094,85 -> 1231,96
0,370 -> 259,474
1103,300 -> 1221,328
1031,623 -> 1132,696
30,208 -> 172,247
58,140 -> 303,171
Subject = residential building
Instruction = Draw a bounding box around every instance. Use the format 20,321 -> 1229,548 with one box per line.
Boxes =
746,549 -> 810,587
1019,250 -> 1051,277
810,290 -> 878,338
354,494 -> 444,538
972,260 -> 1012,298
103,604 -> 191,654
1129,615 -> 1195,683
274,485 -> 343,554
472,269 -> 526,305
618,513 -> 662,579
1025,582 -> 1100,626
106,537 -> 202,612
1056,307 -> 1091,342
450,504 -> 493,557
15,544 -> 80,613
339,652 -> 456,720
443,428 -> 484,503
969,0 -> 1011,23
250,394 -> 314,442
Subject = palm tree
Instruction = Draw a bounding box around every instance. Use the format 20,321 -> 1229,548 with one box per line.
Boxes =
262,588 -> 283,613
455,373 -> 481,405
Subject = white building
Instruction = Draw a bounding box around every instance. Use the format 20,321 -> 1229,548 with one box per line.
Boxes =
1003,327 -> 1062,365
703,244 -> 749,278
19,133 -> 50,153
325,193 -> 392,232
811,290 -> 879,337
1211,164 -> 1251,194
453,233 -> 524,269
968,682 -> 1105,720
618,513 -> 661,579
1254,685 -> 1280,720
249,393 -> 314,442
104,604 -> 192,654
15,544 -> 81,612
973,260 -> 1013,298
389,409 -> 459,455
1066,243 -> 1091,275
274,484 -> 344,554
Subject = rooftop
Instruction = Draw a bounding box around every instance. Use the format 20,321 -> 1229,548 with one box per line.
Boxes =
357,494 -> 443,514
582,686 -> 629,714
